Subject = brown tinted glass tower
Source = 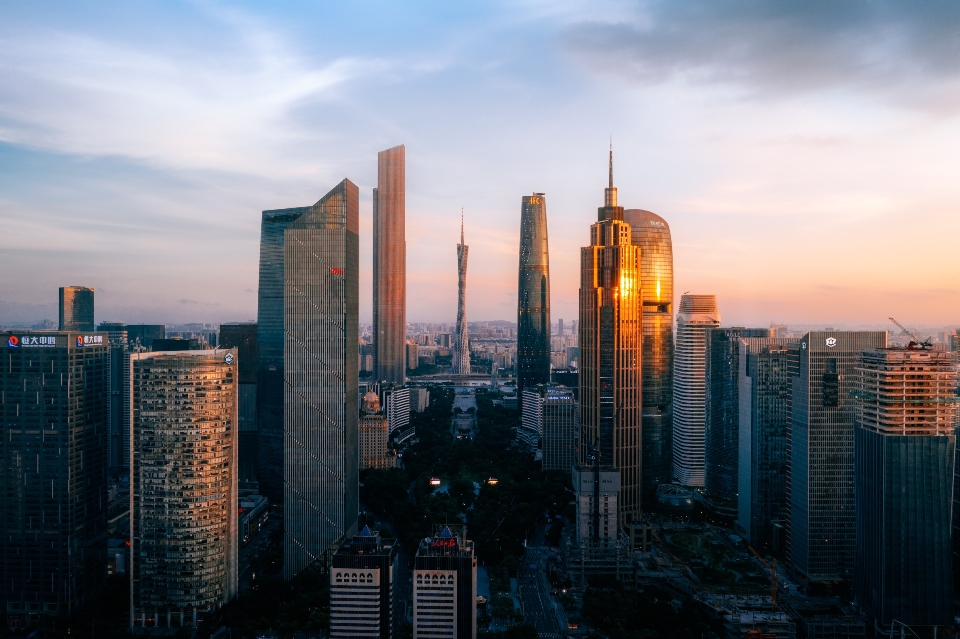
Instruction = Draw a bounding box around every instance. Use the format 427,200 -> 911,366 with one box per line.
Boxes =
622,210 -> 673,505
517,193 -> 551,392
59,286 -> 95,331
578,148 -> 643,523
373,145 -> 406,384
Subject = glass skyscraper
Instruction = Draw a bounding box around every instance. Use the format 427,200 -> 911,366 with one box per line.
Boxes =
578,149 -> 642,522
220,322 -> 258,485
58,286 -> 94,331
623,209 -> 673,505
283,180 -> 359,580
257,206 -> 310,502
373,145 -> 406,385
788,330 -> 886,582
517,193 -> 550,392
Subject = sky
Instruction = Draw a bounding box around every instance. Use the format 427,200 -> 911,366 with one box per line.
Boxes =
2,1 -> 960,328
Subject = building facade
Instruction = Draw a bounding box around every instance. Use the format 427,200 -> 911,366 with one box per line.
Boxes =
98,322 -> 130,470
359,392 -> 396,470
257,206 -> 310,502
58,286 -> 95,331
412,526 -> 477,639
373,145 -> 407,385
1,331 -> 109,625
283,180 -> 360,580
219,323 -> 258,485
542,386 -> 579,472
672,295 -> 721,487
517,193 -> 551,392
330,526 -> 399,639
452,219 -> 471,375
129,349 -> 238,627
853,348 -> 956,628
788,331 -> 886,582
125,324 -> 165,350
623,209 -> 674,505
578,149 -> 642,523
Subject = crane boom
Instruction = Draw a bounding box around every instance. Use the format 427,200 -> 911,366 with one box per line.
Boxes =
748,546 -> 778,611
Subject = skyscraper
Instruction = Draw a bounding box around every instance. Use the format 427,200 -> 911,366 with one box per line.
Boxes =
283,180 -> 359,580
98,322 -> 129,470
129,349 -> 238,628
359,391 -> 395,470
330,526 -> 399,639
452,217 -> 470,375
517,193 -> 551,391
412,526 -> 477,639
788,331 -> 886,582
220,322 -> 258,485
853,347 -> 956,628
578,147 -> 642,523
257,206 -> 310,502
540,386 -> 579,472
1,331 -> 109,624
373,145 -> 406,385
59,286 -> 95,331
623,209 -> 674,504
672,295 -> 720,487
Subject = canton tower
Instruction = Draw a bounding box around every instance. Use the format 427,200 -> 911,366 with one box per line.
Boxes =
452,215 -> 471,374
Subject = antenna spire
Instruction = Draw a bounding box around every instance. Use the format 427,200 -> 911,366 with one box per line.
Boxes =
608,137 -> 613,189
460,209 -> 464,245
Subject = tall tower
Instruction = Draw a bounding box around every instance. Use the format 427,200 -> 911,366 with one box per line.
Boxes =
59,286 -> 95,331
672,294 -> 720,487
283,179 -> 360,580
578,146 -> 643,523
622,209 -> 673,504
452,216 -> 471,375
517,193 -> 551,392
373,145 -> 406,384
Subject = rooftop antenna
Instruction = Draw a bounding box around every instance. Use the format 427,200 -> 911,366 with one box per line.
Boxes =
460,208 -> 464,245
608,136 -> 613,189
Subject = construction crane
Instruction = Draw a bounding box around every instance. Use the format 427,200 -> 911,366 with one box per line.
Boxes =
888,317 -> 931,350
747,546 -> 778,611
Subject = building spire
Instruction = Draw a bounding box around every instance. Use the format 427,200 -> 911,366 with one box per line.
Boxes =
609,137 -> 613,189
460,209 -> 464,245
603,139 -> 618,210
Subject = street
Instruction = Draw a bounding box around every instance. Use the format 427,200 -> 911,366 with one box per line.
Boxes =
518,529 -> 562,639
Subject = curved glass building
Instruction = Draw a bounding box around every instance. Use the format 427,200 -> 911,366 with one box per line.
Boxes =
517,193 -> 550,391
623,209 -> 673,505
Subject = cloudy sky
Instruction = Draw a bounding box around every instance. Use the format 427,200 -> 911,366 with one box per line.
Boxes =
2,1 -> 960,328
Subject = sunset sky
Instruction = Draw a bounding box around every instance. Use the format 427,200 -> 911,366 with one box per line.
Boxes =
2,1 -> 960,328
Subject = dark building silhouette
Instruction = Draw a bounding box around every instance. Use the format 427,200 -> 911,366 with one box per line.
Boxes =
220,322 -> 258,485
1,331 -> 109,625
125,324 -> 165,350
283,180 -> 359,580
373,145 -> 407,385
517,193 -> 551,392
257,206 -> 309,502
58,286 -> 94,331
97,322 -> 129,470
330,526 -> 399,639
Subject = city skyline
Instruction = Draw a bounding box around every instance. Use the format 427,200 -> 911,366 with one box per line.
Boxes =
4,3 -> 960,327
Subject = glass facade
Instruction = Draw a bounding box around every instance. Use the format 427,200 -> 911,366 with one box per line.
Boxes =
517,193 -> 550,391
452,220 -> 470,374
373,145 -> 406,384
256,206 -> 309,502
1,332 -> 109,622
58,286 -> 94,331
623,210 -> 673,506
542,386 -> 579,473
220,323 -> 258,485
283,180 -> 359,580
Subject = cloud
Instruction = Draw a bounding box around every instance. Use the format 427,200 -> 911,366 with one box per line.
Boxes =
561,1 -> 960,110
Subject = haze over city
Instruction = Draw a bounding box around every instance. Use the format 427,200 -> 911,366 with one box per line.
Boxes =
3,1 -> 960,326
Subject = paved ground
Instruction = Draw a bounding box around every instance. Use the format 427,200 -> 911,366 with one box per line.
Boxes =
519,529 -> 562,639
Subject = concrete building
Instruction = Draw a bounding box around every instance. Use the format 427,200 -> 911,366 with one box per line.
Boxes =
1,331 -> 109,626
283,180 -> 359,580
406,342 -> 418,370
788,331 -> 886,583
373,145 -> 407,385
331,526 -> 399,639
359,392 -> 396,470
853,347 -> 956,629
383,385 -> 411,436
413,526 -> 477,639
542,386 -> 578,473
129,349 -> 238,628
517,193 -> 551,393
452,218 -> 471,375
672,295 -> 721,488
58,286 -> 95,331
412,387 -> 430,412
219,322 -> 258,485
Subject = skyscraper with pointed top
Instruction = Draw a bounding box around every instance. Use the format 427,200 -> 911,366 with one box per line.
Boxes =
578,146 -> 643,523
452,215 -> 471,375
517,193 -> 551,392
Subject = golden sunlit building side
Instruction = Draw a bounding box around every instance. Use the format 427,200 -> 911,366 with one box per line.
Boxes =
578,148 -> 643,523
129,349 -> 238,629
373,145 -> 406,385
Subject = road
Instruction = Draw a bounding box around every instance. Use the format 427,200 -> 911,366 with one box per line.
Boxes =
518,529 -> 562,639
239,513 -> 281,592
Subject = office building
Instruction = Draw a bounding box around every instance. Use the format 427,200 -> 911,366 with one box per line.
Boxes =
853,347 -> 956,628
151,338 -> 204,351
129,349 -> 238,627
623,209 -> 674,505
220,323 -> 258,485
383,385 -> 411,436
541,386 -> 579,472
406,342 -> 418,370
412,526 -> 477,639
517,193 -> 551,392
58,286 -> 95,331
97,322 -> 130,470
788,331 -> 886,582
331,526 -> 399,639
1,331 -> 109,625
283,180 -> 359,580
257,205 -> 310,502
519,388 -> 544,448
703,327 -> 772,514
373,145 -> 407,385
672,295 -> 721,487
578,147 -> 642,523
359,391 -> 396,470
125,324 -> 165,350
452,218 -> 471,375
736,338 -> 795,551
413,388 -> 430,412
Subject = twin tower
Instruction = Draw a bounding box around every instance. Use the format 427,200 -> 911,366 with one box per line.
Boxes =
519,148 -> 675,521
